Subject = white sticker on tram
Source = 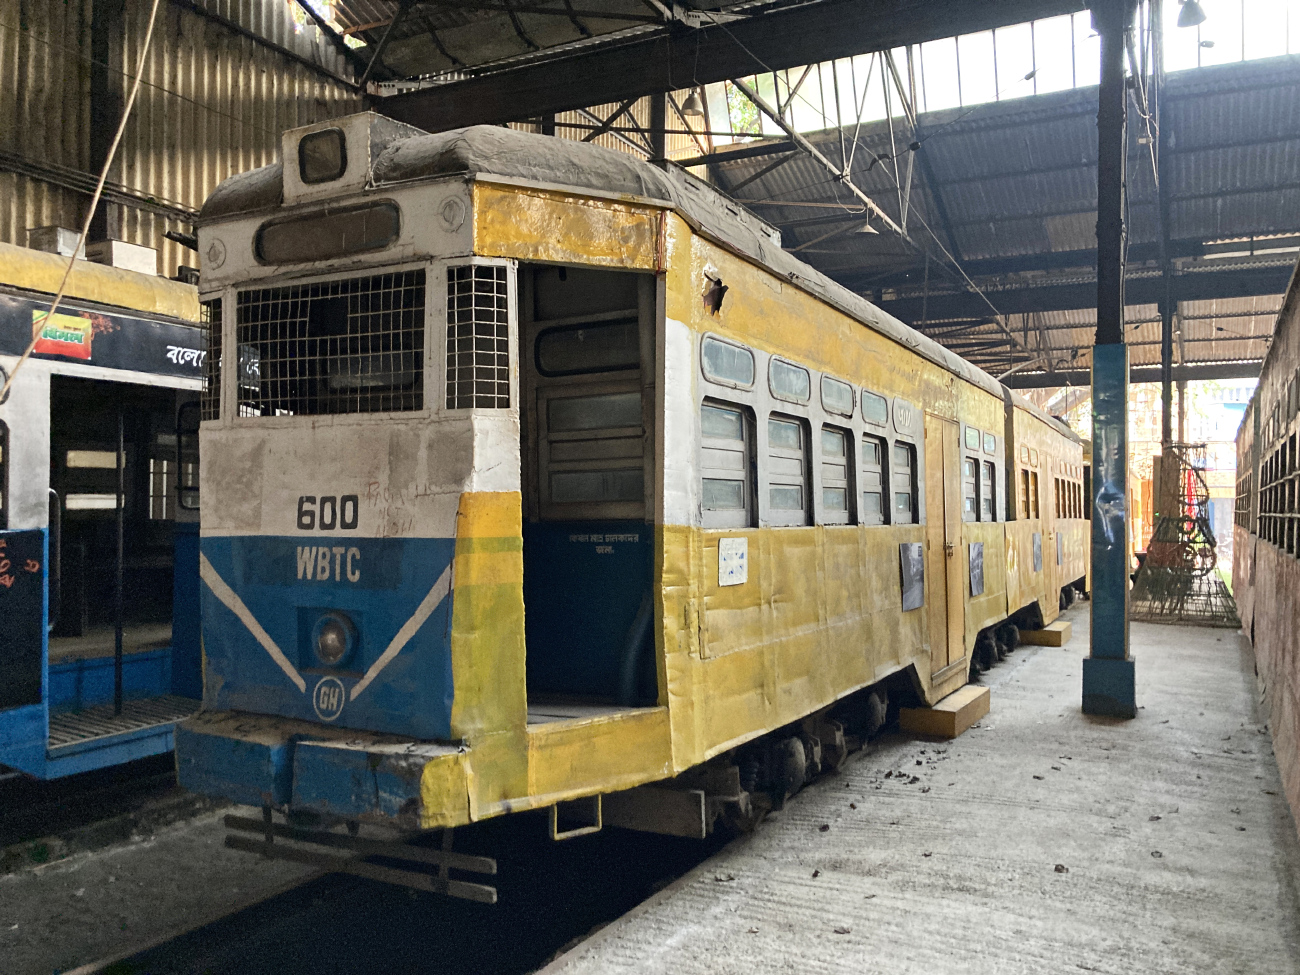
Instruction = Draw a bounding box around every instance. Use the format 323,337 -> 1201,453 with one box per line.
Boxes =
296,546 -> 361,582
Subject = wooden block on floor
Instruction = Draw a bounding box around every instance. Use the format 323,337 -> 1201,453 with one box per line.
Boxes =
1019,619 -> 1072,647
899,684 -> 990,739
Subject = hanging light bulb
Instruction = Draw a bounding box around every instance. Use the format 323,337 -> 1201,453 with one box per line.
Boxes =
1177,0 -> 1206,28
682,87 -> 706,118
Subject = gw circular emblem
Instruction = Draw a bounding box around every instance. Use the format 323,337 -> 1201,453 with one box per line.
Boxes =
312,676 -> 346,722
205,237 -> 227,270
438,197 -> 466,232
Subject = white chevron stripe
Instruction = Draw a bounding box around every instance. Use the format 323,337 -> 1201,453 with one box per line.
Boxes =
199,552 -> 307,693
351,565 -> 452,701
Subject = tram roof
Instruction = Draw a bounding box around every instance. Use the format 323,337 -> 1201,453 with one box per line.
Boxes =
201,121 -> 1076,441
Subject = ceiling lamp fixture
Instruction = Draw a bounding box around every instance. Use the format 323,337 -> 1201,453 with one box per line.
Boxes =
682,87 -> 706,118
854,220 -> 879,235
1177,0 -> 1207,28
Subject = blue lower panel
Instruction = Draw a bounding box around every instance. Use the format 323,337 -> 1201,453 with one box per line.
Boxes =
0,704 -> 48,776
523,521 -> 651,697
292,741 -> 423,819
175,720 -> 294,807
48,650 -> 171,714
201,535 -> 455,739
43,725 -> 177,778
172,522 -> 203,699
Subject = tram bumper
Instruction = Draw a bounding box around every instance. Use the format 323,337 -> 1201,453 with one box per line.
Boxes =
176,710 -> 470,829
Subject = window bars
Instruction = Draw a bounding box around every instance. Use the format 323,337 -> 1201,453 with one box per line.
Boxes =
446,265 -> 510,410
235,270 -> 426,417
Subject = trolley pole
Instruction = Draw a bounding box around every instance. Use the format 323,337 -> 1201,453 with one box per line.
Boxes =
1084,0 -> 1137,718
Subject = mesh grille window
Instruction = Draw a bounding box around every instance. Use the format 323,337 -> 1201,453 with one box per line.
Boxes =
446,265 -> 510,409
235,270 -> 425,417
200,298 -> 221,421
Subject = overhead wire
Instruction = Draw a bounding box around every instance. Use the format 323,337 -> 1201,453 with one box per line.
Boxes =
0,0 -> 165,405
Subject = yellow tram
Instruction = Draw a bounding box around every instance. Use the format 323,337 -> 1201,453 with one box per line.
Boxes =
177,114 -> 1085,896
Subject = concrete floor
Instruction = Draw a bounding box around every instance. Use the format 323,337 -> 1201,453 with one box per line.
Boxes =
542,605 -> 1300,975
0,807 -> 313,975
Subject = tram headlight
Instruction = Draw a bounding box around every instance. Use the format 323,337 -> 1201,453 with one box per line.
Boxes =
313,612 -> 355,666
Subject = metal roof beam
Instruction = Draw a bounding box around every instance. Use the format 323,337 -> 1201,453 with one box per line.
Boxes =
292,0 -> 371,76
836,240 -> 1230,285
358,0 -> 415,88
1003,360 -> 1264,389
674,140 -> 795,168
874,264 -> 1294,321
729,77 -> 908,239
374,0 -> 1087,130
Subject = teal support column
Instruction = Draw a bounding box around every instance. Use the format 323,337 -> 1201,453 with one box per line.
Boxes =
1083,0 -> 1136,718
1085,345 -> 1135,716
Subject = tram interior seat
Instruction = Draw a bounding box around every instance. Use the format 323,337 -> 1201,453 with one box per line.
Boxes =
519,264 -> 658,714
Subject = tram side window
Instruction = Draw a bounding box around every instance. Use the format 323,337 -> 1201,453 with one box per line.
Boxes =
200,298 -> 221,421
861,435 -> 887,526
544,392 -> 644,511
149,459 -> 173,520
962,457 -> 979,522
1030,471 -> 1040,518
893,442 -> 917,525
701,402 -> 752,528
701,335 -> 755,387
767,416 -> 810,527
821,426 -> 851,525
1020,469 -> 1032,519
982,460 -> 997,521
769,359 -> 811,405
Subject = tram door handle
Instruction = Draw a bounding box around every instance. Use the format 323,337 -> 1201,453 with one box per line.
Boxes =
47,488 -> 61,631
944,541 -> 955,558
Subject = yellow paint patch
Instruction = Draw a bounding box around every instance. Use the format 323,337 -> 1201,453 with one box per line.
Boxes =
448,492 -> 528,809
0,241 -> 198,322
664,522 -> 931,771
525,708 -> 672,802
474,183 -> 658,269
419,751 -> 472,829
457,490 -> 523,537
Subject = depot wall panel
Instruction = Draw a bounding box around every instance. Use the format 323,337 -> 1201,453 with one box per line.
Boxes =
0,0 -> 358,278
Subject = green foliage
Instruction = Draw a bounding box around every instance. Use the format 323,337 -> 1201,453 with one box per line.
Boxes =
725,81 -> 761,136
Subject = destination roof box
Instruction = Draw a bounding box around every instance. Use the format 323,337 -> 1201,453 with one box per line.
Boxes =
280,112 -> 426,207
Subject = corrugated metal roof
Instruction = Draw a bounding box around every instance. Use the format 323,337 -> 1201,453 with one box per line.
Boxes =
712,54 -> 1300,375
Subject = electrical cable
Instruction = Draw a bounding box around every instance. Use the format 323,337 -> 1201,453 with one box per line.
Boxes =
0,0 -> 164,406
